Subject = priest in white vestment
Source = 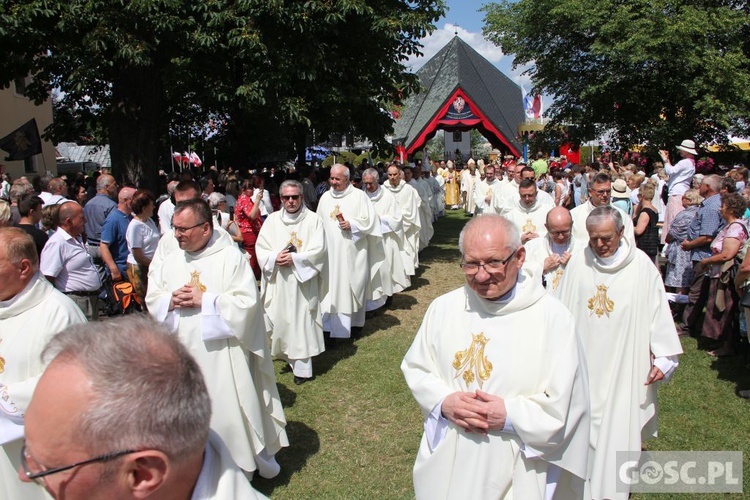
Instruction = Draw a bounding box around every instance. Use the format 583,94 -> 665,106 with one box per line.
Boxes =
363,169 -> 411,308
256,180 -> 327,385
524,207 -> 581,295
519,166 -> 555,207
506,179 -> 553,244
406,166 -> 434,250
473,164 -> 507,215
556,206 -> 682,500
146,199 -> 288,479
0,228 -> 87,500
384,165 -> 421,271
461,159 -> 477,215
402,215 -> 590,499
316,164 -> 383,339
570,172 -> 634,245
22,315 -> 268,499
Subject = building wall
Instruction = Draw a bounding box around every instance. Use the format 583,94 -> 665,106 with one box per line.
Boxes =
444,130 -> 470,163
0,80 -> 56,181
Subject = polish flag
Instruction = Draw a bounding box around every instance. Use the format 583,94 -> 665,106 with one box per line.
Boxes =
190,152 -> 202,167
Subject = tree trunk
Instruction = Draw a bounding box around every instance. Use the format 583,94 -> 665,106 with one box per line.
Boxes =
109,65 -> 165,192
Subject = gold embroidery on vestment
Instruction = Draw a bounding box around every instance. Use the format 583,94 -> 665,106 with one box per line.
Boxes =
329,205 -> 342,221
522,219 -> 536,233
0,339 -> 5,374
588,284 -> 614,317
453,333 -> 493,388
189,270 -> 207,292
551,268 -> 564,290
288,231 -> 303,251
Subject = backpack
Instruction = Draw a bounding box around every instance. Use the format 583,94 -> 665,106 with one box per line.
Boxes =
106,279 -> 143,315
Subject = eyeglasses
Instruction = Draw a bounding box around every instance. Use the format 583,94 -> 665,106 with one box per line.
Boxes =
171,221 -> 207,234
281,195 -> 300,201
21,442 -> 138,485
460,251 -> 517,275
590,188 -> 610,195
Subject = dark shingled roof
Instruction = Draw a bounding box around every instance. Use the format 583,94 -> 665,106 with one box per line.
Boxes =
393,36 -> 524,155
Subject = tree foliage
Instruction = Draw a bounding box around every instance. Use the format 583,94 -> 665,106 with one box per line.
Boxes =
482,0 -> 750,151
0,0 -> 445,186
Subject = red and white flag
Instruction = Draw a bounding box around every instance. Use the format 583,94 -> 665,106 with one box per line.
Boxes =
190,152 -> 202,166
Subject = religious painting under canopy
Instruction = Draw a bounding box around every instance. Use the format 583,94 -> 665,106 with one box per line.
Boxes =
392,36 -> 525,158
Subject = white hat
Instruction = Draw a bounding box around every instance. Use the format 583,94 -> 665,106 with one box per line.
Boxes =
611,178 -> 631,199
677,139 -> 697,156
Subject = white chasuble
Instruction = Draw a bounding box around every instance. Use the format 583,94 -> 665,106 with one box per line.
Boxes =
146,230 -> 288,474
556,239 -> 682,500
256,207 -> 327,360
316,185 -> 383,315
524,235 -> 583,296
402,270 -> 590,500
0,274 -> 86,500
507,200 -> 552,240
384,180 -> 421,271
569,201 -> 634,246
408,179 -> 434,250
367,186 -> 411,294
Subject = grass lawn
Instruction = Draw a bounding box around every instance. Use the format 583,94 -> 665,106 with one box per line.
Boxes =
253,209 -> 750,499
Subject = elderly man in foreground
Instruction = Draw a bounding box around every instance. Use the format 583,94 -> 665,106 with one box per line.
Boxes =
556,206 -> 682,500
402,214 -> 590,499
147,199 -> 288,479
19,316 -> 267,498
0,228 -> 87,500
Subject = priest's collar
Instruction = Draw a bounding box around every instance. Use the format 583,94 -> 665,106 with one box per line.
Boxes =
550,240 -> 570,256
281,206 -> 306,223
590,237 -> 635,271
330,184 -> 353,198
489,271 -> 523,304
365,185 -> 381,200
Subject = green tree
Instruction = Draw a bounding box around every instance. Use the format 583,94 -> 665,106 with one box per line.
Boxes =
483,0 -> 750,151
0,0 -> 445,186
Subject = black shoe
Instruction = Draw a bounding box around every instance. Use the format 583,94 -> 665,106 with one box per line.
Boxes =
351,326 -> 363,340
384,296 -> 393,308
280,364 -> 293,374
294,376 -> 312,385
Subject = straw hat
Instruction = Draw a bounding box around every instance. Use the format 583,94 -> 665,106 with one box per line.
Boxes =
677,139 -> 697,156
611,178 -> 631,199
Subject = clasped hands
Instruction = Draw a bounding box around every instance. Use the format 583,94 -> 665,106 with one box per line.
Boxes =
275,249 -> 294,267
169,284 -> 204,311
441,390 -> 506,434
543,252 -> 571,272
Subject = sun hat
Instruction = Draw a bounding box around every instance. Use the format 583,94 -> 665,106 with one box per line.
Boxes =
677,139 -> 698,156
611,178 -> 631,199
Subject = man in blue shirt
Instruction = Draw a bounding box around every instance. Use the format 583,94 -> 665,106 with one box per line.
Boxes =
100,187 -> 135,281
680,174 -> 723,336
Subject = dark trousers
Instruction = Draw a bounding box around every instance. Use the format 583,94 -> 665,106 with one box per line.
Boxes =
683,261 -> 710,336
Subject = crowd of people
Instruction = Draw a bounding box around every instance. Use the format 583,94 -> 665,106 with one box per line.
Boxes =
1,138 -> 749,498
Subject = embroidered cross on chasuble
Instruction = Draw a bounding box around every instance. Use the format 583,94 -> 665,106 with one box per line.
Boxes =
453,333 -> 493,388
189,270 -> 207,292
522,219 -> 536,233
287,231 -> 303,251
551,268 -> 564,291
0,339 -> 5,374
329,205 -> 342,221
588,284 -> 614,318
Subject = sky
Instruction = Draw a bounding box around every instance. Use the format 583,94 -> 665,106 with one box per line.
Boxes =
405,0 -> 533,89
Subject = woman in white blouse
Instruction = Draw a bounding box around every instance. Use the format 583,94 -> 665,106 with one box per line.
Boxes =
125,190 -> 160,307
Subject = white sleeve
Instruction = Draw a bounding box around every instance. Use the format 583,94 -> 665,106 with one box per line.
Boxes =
653,355 -> 679,382
200,292 -> 234,341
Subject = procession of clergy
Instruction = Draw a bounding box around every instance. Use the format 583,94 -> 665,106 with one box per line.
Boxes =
1,154 -> 681,500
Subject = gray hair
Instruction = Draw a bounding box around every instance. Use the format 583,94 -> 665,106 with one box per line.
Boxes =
586,205 -> 624,233
458,214 -> 521,256
331,163 -> 350,180
279,179 -> 303,195
10,179 -> 34,203
0,227 -> 38,269
702,174 -> 721,193
0,200 -> 9,227
96,175 -> 115,191
41,315 -> 211,462
362,168 -> 379,180
207,191 -> 227,210
174,199 -> 213,229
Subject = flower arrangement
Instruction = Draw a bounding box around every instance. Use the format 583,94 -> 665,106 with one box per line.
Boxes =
696,157 -> 715,174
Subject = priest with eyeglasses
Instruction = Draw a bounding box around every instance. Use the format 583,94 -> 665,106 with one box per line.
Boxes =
402,214 -> 590,499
